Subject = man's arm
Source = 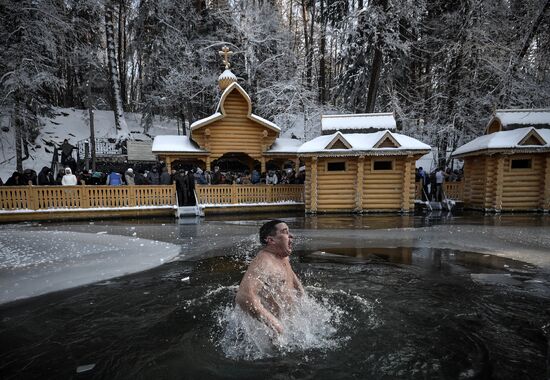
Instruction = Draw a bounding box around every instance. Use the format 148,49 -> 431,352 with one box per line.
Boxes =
236,266 -> 283,334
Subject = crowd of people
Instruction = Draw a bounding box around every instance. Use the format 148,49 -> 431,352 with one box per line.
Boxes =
416,166 -> 463,202
0,163 -> 306,207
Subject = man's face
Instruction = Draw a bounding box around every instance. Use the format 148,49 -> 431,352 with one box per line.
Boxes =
267,222 -> 294,257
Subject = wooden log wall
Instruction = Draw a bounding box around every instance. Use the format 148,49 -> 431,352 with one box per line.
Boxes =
191,90 -> 278,163
462,156 -> 486,208
0,185 -> 176,211
304,155 -> 420,213
316,158 -> 357,211
463,153 -> 549,211
363,157 -> 404,211
195,184 -> 304,205
501,154 -> 544,210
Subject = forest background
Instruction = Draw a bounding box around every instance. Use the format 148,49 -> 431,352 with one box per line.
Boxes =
1,0 -> 549,170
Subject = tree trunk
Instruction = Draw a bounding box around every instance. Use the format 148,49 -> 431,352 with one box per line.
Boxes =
14,99 -> 23,173
365,46 -> 383,113
318,0 -> 326,103
105,0 -> 127,134
365,0 -> 388,113
300,0 -> 310,86
117,0 -> 127,107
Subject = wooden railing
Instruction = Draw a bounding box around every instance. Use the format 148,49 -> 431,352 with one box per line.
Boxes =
0,185 -> 176,211
414,182 -> 464,200
195,184 -> 304,205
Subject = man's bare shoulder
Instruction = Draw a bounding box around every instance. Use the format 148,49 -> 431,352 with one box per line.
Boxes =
247,250 -> 279,273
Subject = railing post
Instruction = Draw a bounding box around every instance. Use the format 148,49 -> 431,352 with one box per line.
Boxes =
267,184 -> 273,203
231,183 -> 237,204
28,186 -> 38,210
128,185 -> 137,206
81,186 -> 90,208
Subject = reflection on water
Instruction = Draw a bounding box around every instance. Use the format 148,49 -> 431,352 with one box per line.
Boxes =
1,215 -> 550,379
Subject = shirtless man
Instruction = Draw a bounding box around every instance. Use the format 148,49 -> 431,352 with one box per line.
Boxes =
235,220 -> 304,335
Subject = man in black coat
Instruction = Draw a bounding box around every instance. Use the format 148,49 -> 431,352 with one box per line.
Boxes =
37,167 -> 54,185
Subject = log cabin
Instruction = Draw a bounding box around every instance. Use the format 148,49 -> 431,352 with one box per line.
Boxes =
452,109 -> 550,212
299,127 -> 431,213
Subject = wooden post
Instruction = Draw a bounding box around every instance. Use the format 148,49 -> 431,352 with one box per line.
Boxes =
355,156 -> 364,212
165,157 -> 172,173
128,185 -> 137,206
401,156 -> 412,211
295,158 -> 300,173
231,183 -> 238,204
81,186 -> 90,208
542,155 -> 550,211
28,186 -> 38,210
311,156 -> 318,212
494,155 -> 504,211
261,157 -> 266,173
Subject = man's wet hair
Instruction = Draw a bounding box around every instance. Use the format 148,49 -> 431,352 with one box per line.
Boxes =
259,219 -> 285,245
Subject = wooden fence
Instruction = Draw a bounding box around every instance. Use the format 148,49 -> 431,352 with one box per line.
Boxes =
195,184 -> 304,205
0,185 -> 177,211
414,182 -> 464,200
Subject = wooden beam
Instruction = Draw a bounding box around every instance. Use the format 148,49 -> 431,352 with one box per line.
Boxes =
311,156 -> 318,213
401,157 -> 412,211
542,155 -> 550,211
355,156 -> 364,212
494,155 -> 504,211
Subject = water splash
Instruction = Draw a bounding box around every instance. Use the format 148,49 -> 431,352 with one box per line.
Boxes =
215,291 -> 348,360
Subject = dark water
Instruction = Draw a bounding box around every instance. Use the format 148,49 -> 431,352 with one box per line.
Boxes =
1,214 -> 550,379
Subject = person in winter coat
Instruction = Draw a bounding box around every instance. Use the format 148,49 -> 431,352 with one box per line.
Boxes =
251,169 -> 260,184
124,168 -> 135,185
61,167 -> 78,186
160,167 -> 171,185
37,166 -> 54,185
174,170 -> 189,205
148,167 -> 160,185
211,166 -> 222,185
187,169 -> 196,205
22,169 -> 37,185
266,170 -> 278,185
134,169 -> 148,185
106,170 -> 123,185
59,139 -> 76,166
5,171 -> 22,186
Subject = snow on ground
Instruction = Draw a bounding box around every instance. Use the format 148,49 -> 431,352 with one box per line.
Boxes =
0,108 -> 180,181
0,229 -> 180,304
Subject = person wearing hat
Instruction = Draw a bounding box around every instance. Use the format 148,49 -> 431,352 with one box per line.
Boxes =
125,168 -> 135,185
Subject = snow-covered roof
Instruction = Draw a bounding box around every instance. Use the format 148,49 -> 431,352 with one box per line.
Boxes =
452,127 -> 550,157
321,113 -> 396,133
265,138 -> 303,154
487,109 -> 550,131
189,112 -> 223,130
190,82 -> 280,133
152,135 -> 207,153
298,131 -> 430,155
218,69 -> 237,82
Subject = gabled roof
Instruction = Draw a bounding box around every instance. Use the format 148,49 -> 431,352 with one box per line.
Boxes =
152,135 -> 208,154
485,109 -> 550,133
326,132 -> 352,149
452,127 -> 550,157
190,82 -> 280,133
321,113 -> 396,134
374,131 -> 401,148
298,131 -> 430,156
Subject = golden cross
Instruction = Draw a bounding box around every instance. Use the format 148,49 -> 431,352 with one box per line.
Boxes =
219,46 -> 233,69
